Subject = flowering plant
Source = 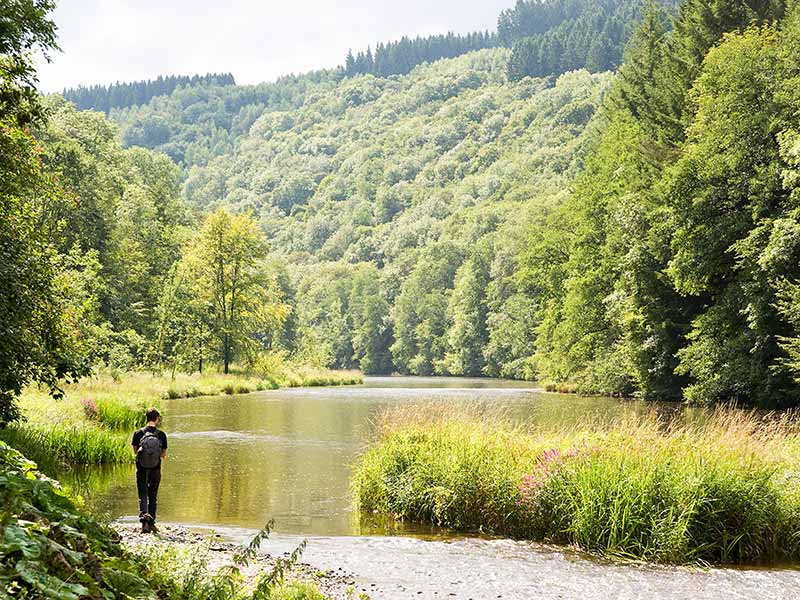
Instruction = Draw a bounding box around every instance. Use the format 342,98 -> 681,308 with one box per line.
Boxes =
80,398 -> 99,420
519,441 -> 588,503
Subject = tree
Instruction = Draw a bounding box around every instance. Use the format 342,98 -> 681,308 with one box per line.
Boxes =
443,249 -> 491,376
391,242 -> 463,375
0,0 -> 58,126
0,0 -> 93,422
350,266 -> 393,374
183,209 -> 274,373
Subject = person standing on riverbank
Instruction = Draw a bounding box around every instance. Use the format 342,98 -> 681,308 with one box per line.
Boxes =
131,408 -> 168,533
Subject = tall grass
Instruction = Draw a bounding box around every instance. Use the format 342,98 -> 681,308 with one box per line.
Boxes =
352,405 -> 800,564
0,423 -> 130,468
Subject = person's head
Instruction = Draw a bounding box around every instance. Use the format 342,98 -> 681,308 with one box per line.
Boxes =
145,407 -> 161,425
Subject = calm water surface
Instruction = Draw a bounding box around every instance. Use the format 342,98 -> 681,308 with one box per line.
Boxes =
63,377 -> 800,599
65,376 -> 674,533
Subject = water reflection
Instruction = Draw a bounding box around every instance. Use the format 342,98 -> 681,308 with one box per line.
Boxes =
60,376 -> 701,536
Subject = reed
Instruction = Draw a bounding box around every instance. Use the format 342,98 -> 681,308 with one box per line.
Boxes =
353,405 -> 800,564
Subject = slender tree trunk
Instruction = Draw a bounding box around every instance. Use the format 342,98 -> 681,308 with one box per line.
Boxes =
223,333 -> 230,374
198,321 -> 203,374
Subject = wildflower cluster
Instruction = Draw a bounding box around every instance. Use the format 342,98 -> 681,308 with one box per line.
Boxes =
519,441 -> 587,503
80,397 -> 99,420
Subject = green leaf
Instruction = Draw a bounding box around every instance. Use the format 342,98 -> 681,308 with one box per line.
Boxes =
103,568 -> 158,600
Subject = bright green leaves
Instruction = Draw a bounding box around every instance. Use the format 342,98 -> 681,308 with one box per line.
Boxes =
664,24 -> 800,405
524,2 -> 800,405
0,442 -> 154,599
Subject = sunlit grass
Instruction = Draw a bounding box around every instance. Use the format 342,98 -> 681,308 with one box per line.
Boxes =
353,405 -> 800,564
3,368 -> 362,468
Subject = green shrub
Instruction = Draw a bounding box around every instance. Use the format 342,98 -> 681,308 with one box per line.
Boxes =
0,442 -> 151,598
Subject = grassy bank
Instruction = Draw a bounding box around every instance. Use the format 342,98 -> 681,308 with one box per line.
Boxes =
2,369 -> 362,469
0,441 -> 328,599
352,406 -> 800,564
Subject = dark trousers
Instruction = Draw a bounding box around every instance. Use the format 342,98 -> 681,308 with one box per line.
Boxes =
136,466 -> 161,521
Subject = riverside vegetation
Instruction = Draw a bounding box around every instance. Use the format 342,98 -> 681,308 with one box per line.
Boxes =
353,406 -> 800,564
0,441 -> 330,599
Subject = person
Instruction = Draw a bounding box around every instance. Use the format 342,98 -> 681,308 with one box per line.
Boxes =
131,407 -> 167,533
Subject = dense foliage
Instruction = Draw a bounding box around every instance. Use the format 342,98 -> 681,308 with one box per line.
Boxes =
523,0 -> 800,407
161,0 -> 800,407
0,0 -> 90,422
183,49 -> 609,377
344,31 -> 499,77
63,72 -> 236,113
502,0 -> 678,79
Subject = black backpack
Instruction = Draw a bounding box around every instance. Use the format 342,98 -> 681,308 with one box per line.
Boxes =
138,430 -> 162,469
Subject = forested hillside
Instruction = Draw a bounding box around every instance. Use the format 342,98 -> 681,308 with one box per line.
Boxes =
183,49 -> 610,378
30,0 -> 800,409
175,0 -> 800,408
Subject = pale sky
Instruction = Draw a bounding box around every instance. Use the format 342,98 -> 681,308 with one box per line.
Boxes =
36,0 -> 514,92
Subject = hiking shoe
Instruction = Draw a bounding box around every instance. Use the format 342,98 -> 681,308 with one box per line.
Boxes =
139,513 -> 152,534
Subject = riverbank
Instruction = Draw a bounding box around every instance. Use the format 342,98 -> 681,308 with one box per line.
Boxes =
353,405 -> 800,565
1,369 -> 362,469
112,522 -> 356,599
0,440 -> 343,599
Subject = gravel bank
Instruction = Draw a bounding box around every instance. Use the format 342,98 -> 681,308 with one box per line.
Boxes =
112,522 -> 359,599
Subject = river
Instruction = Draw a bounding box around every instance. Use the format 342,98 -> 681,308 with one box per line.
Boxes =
63,376 -> 800,599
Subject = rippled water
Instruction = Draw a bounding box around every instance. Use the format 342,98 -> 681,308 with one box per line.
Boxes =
62,377 -> 800,599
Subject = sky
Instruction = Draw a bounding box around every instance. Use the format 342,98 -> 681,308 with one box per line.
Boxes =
36,0 -> 515,92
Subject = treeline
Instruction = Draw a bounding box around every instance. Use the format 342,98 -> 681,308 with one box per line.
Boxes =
63,72 -> 236,113
340,0 -> 671,82
502,0 -> 678,79
344,31 -> 499,77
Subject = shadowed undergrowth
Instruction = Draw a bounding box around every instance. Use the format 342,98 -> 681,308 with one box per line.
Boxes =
352,405 -> 800,564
